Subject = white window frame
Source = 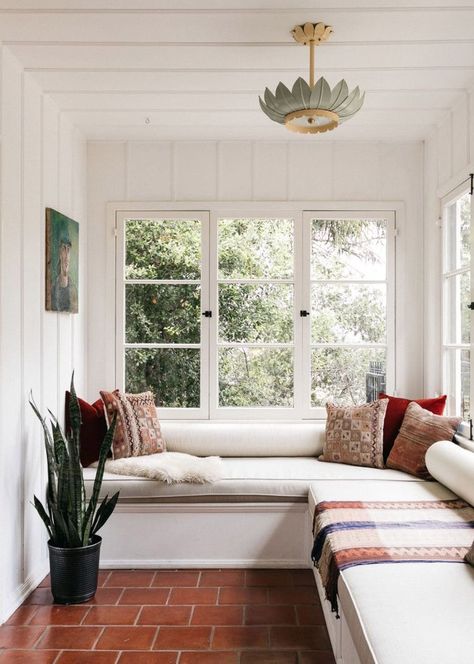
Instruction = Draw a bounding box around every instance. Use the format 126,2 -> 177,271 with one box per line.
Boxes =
116,210 -> 210,419
303,210 -> 396,418
441,185 -> 473,420
112,202 -> 398,421
209,209 -> 304,420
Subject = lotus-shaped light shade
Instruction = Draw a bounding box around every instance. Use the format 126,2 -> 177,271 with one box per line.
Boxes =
259,76 -> 365,134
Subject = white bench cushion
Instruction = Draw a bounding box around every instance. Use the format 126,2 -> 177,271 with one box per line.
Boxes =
161,421 -> 325,457
309,480 -> 474,664
84,457 -> 419,503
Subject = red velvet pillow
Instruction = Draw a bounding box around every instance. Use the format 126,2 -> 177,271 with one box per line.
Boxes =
379,392 -> 447,461
65,392 -> 108,467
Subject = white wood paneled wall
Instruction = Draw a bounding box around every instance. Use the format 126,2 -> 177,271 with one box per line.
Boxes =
423,88 -> 474,396
87,139 -> 424,404
0,46 -> 87,623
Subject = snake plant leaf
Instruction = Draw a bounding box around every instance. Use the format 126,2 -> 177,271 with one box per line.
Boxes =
292,77 -> 311,109
333,86 -> 361,116
328,80 -> 349,111
275,82 -> 299,114
30,393 -> 58,506
33,496 -> 53,540
310,77 -> 332,109
91,491 -> 120,537
338,91 -> 365,120
83,414 -> 117,542
259,97 -> 285,123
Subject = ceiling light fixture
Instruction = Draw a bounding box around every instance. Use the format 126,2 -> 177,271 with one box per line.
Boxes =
259,22 -> 365,134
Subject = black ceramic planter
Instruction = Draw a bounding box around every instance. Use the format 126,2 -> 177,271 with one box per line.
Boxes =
48,535 -> 101,604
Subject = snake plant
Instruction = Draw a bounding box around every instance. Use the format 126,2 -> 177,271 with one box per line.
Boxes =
30,374 -> 119,548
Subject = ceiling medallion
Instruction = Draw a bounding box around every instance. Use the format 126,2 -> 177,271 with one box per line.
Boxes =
259,22 -> 365,134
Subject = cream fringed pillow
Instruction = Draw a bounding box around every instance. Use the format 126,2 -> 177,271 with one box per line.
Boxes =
320,399 -> 388,469
386,402 -> 461,479
100,390 -> 166,460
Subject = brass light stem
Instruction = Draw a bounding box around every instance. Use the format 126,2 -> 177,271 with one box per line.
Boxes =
309,41 -> 315,87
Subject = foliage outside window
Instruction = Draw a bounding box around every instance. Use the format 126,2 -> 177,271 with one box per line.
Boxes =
118,211 -> 394,418
442,192 -> 472,420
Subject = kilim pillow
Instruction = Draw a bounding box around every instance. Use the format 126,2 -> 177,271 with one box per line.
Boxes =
378,392 -> 447,462
100,389 -> 166,460
386,402 -> 461,479
320,399 -> 388,469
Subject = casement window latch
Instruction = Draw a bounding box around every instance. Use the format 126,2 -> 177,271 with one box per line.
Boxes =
467,303 -> 474,310
202,311 -> 212,318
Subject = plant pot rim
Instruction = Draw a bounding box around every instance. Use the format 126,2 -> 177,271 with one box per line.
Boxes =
48,534 -> 101,553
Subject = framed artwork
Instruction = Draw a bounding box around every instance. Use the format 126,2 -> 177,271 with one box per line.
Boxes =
45,208 -> 79,313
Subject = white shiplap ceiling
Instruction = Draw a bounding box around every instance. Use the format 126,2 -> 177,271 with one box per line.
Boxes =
1,1 -> 473,141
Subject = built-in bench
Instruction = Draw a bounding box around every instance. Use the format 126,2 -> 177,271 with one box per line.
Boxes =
83,421 -> 474,664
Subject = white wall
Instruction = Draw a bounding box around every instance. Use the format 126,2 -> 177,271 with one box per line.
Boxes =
87,139 -> 424,403
0,46 -> 87,622
423,88 -> 474,395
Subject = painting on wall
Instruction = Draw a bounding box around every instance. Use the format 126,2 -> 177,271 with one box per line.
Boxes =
45,208 -> 79,313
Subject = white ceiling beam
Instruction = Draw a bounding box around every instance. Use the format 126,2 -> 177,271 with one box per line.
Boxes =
9,43 -> 474,71
49,90 -> 456,111
0,9 -> 473,43
30,68 -> 473,94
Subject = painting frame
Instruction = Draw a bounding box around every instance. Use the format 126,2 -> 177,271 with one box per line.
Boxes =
45,208 -> 79,314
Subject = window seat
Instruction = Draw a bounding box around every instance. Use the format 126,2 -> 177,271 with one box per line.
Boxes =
83,457 -> 419,503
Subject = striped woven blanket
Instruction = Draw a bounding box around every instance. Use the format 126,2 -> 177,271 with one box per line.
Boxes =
311,499 -> 474,616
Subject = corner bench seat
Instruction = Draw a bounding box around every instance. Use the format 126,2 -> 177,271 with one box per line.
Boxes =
83,457 -> 421,503
308,480 -> 474,664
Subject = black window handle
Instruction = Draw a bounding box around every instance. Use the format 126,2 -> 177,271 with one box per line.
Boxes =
468,303 -> 474,310
300,310 -> 310,317
202,311 -> 212,318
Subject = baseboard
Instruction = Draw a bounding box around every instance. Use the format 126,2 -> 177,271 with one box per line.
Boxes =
100,558 -> 311,569
1,562 -> 49,625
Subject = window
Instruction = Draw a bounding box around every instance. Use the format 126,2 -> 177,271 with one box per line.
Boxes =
117,209 -> 395,419
306,213 -> 394,411
442,191 -> 472,419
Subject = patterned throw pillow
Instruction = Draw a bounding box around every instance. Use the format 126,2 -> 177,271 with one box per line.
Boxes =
100,390 -> 166,460
386,402 -> 461,478
320,399 -> 388,469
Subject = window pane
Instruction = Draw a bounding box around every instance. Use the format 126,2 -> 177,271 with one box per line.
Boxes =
312,284 -> 386,344
445,348 -> 470,420
311,348 -> 386,407
444,273 -> 470,345
125,348 -> 200,408
218,218 -> 294,279
125,284 -> 200,344
125,218 -> 201,280
219,347 -> 293,407
312,219 -> 387,280
219,284 -> 293,343
444,193 -> 471,272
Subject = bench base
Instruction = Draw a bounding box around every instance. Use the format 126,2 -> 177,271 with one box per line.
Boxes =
98,502 -> 311,569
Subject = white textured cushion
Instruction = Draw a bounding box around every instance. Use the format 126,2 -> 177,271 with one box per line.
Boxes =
160,421 -> 325,457
309,480 -> 472,664
425,440 -> 474,506
340,563 -> 474,664
84,457 -> 418,502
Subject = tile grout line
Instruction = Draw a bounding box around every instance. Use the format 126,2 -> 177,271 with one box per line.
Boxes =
91,625 -> 106,650
150,624 -> 161,651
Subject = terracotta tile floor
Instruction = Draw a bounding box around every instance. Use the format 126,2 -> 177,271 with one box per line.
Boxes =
0,569 -> 335,664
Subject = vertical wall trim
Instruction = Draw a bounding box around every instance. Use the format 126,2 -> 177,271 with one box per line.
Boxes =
124,141 -> 130,200
250,141 -> 255,201
19,68 -> 26,578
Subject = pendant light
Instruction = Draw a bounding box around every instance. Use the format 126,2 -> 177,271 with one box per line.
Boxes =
259,22 -> 365,134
